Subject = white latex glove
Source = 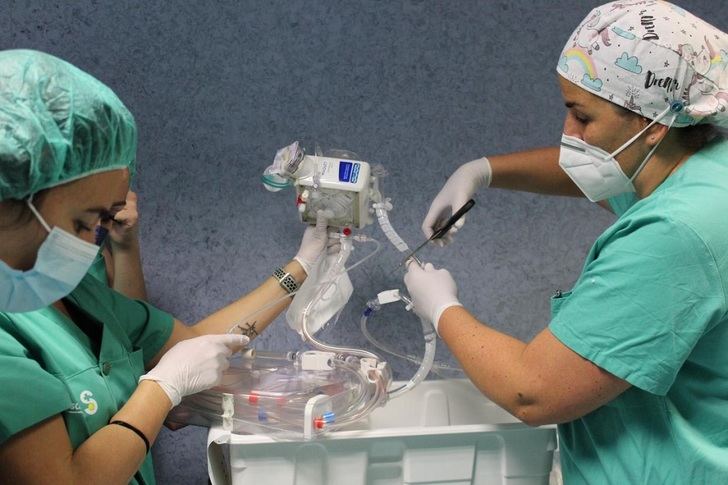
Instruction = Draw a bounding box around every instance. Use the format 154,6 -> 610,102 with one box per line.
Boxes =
139,334 -> 249,407
294,210 -> 330,274
422,157 -> 492,246
404,262 -> 462,334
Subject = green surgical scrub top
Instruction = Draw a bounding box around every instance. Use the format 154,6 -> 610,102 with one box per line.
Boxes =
87,249 -> 110,285
549,138 -> 728,484
0,272 -> 174,485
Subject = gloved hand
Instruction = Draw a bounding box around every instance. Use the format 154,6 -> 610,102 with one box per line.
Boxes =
294,210 -> 331,274
139,334 -> 249,407
422,157 -> 491,246
105,190 -> 140,251
404,262 -> 462,334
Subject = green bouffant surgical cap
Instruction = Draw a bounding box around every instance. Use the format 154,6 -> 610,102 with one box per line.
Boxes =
0,49 -> 137,201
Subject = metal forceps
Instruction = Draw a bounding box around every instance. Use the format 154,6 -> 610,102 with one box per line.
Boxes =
400,199 -> 475,268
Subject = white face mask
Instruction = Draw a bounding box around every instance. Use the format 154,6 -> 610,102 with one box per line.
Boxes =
559,105 -> 676,202
0,197 -> 99,313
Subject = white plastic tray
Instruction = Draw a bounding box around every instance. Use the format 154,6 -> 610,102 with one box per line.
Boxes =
207,379 -> 557,485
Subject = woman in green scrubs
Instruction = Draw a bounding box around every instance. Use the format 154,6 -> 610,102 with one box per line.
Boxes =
0,50 -> 329,484
404,2 -> 728,484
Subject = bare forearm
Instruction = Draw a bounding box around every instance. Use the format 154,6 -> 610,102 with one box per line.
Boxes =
438,306 -> 629,426
489,146 -> 583,196
192,260 -> 307,338
437,306 -> 537,418
109,239 -> 148,300
71,381 -> 171,483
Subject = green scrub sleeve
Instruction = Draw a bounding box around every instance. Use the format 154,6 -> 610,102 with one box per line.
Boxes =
0,315 -> 73,444
549,216 -> 725,395
107,295 -> 173,366
72,275 -> 174,367
124,299 -> 174,366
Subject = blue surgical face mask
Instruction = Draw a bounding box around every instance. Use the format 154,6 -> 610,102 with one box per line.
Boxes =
0,197 -> 99,313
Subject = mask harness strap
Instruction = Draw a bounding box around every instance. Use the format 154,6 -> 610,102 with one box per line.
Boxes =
611,102 -> 682,182
26,195 -> 52,233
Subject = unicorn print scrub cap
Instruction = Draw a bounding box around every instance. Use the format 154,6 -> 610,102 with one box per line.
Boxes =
557,1 -> 728,128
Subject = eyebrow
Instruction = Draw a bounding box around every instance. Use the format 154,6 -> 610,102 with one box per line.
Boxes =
564,101 -> 583,108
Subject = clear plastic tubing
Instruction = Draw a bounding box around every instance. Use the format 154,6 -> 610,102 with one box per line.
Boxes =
388,316 -> 436,399
373,199 -> 410,253
360,301 -> 463,376
326,358 -> 387,430
300,235 -> 381,360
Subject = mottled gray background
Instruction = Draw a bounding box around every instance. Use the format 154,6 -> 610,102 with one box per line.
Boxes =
3,1 -> 726,483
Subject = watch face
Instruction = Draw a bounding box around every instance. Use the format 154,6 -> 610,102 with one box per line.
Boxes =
282,275 -> 298,293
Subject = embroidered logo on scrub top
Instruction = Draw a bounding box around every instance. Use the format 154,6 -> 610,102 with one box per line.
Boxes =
79,390 -> 98,415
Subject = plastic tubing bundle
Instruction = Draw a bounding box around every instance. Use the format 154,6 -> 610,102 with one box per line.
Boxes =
373,199 -> 410,253
360,298 -> 464,379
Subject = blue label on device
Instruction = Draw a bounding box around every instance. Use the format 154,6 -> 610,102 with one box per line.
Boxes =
351,163 -> 360,183
339,161 -> 353,182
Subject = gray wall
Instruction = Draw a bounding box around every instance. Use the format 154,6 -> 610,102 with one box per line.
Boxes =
4,1 -> 726,483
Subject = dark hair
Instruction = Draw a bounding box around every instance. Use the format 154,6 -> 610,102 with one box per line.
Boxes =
0,189 -> 50,229
0,200 -> 33,229
672,124 -> 719,151
610,103 -> 717,151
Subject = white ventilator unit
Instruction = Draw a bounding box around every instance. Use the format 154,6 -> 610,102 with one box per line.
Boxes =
262,141 -> 377,228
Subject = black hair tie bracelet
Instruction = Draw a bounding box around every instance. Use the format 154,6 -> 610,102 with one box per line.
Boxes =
110,420 -> 150,454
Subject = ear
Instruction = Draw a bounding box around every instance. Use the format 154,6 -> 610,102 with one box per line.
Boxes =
645,123 -> 670,147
